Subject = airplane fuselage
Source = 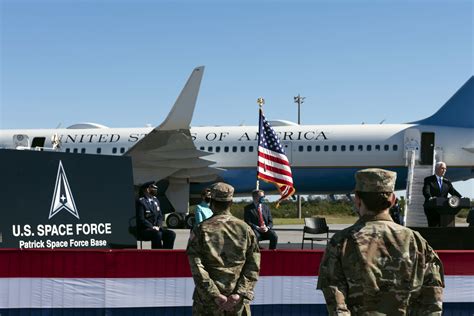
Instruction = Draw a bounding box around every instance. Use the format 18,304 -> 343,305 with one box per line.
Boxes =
2,68 -> 472,226
1,123 -> 472,195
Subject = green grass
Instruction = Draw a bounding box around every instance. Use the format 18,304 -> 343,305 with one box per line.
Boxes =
273,218 -> 304,225
274,215 -> 358,225
231,200 -> 471,226
232,200 -> 359,225
456,208 -> 469,218
275,214 -> 468,225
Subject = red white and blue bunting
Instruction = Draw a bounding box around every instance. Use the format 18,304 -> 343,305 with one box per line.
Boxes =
0,249 -> 473,315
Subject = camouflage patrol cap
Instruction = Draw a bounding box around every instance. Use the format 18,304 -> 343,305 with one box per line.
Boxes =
210,182 -> 234,201
355,168 -> 396,192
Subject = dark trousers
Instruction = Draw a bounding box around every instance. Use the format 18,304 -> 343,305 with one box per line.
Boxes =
424,207 -> 440,227
253,228 -> 278,249
139,228 -> 176,249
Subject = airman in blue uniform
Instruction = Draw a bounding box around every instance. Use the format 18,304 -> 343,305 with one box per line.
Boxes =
136,181 -> 176,249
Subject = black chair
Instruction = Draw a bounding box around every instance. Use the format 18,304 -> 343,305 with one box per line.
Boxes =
301,217 -> 330,249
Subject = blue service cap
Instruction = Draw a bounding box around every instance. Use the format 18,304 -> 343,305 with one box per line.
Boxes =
142,181 -> 158,190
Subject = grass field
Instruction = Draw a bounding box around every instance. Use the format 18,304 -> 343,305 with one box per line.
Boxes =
274,215 -> 358,225
274,215 -> 469,225
232,200 -> 471,226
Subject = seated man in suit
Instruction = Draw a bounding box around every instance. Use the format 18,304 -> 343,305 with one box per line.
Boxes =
244,189 -> 278,249
423,161 -> 462,227
136,181 -> 176,249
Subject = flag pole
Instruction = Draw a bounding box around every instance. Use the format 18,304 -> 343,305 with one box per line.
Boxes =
256,97 -> 265,191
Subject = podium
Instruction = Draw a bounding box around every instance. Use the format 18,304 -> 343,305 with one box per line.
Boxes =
425,197 -> 470,227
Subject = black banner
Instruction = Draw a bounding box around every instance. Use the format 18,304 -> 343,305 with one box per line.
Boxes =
0,149 -> 136,249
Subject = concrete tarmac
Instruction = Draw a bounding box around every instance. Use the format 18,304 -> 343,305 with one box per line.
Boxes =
169,221 -> 469,250
171,224 -> 351,250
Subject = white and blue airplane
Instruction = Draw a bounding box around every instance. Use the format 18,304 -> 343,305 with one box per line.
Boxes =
1,66 -> 473,227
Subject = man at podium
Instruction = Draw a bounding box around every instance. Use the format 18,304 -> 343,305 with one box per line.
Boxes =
423,161 -> 462,227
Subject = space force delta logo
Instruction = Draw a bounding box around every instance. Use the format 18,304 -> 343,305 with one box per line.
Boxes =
12,160 -> 112,249
49,160 -> 80,219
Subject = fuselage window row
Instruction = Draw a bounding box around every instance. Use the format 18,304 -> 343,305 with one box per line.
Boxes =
63,143 -> 399,155
298,144 -> 399,152
64,147 -> 130,154
199,146 -> 254,153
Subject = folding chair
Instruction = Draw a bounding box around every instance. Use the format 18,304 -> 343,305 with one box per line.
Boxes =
301,217 -> 330,249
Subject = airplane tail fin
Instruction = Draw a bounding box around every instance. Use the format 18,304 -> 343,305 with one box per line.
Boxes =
410,76 -> 473,128
158,66 -> 205,130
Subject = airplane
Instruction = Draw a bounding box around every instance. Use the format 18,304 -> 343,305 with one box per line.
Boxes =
1,66 -> 473,228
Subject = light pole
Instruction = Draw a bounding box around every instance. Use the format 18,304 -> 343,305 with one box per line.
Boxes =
294,94 -> 305,124
294,94 -> 305,219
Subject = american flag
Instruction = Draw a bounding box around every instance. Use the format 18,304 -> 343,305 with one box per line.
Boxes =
257,109 -> 296,204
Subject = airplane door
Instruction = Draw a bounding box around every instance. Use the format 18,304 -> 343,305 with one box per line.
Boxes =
282,142 -> 293,163
31,137 -> 46,149
420,132 -> 435,165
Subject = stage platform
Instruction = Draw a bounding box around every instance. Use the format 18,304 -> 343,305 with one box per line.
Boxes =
0,249 -> 473,315
410,226 -> 474,250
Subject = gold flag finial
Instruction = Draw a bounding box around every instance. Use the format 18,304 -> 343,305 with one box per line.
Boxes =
257,97 -> 265,108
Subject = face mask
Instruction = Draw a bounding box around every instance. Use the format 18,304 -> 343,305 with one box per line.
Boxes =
204,197 -> 211,204
258,196 -> 266,204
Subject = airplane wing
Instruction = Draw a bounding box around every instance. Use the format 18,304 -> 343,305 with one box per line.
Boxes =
125,66 -> 224,184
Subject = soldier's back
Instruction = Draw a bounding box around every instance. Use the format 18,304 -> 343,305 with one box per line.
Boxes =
194,213 -> 257,294
330,216 -> 442,314
198,214 -> 253,261
188,212 -> 260,315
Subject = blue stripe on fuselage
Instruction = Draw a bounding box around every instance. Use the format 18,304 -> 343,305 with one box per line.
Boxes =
190,166 -> 472,195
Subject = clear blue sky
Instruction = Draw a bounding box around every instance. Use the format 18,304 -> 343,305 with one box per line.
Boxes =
1,0 -> 472,196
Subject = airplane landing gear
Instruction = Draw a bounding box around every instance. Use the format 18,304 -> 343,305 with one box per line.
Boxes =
165,213 -> 196,229
166,213 -> 184,229
185,214 -> 195,229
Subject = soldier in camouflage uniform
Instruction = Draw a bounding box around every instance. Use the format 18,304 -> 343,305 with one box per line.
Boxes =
317,168 -> 445,315
187,182 -> 261,315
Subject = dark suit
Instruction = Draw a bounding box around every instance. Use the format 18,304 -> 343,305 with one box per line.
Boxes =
244,202 -> 278,249
422,175 -> 462,227
136,196 -> 176,249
